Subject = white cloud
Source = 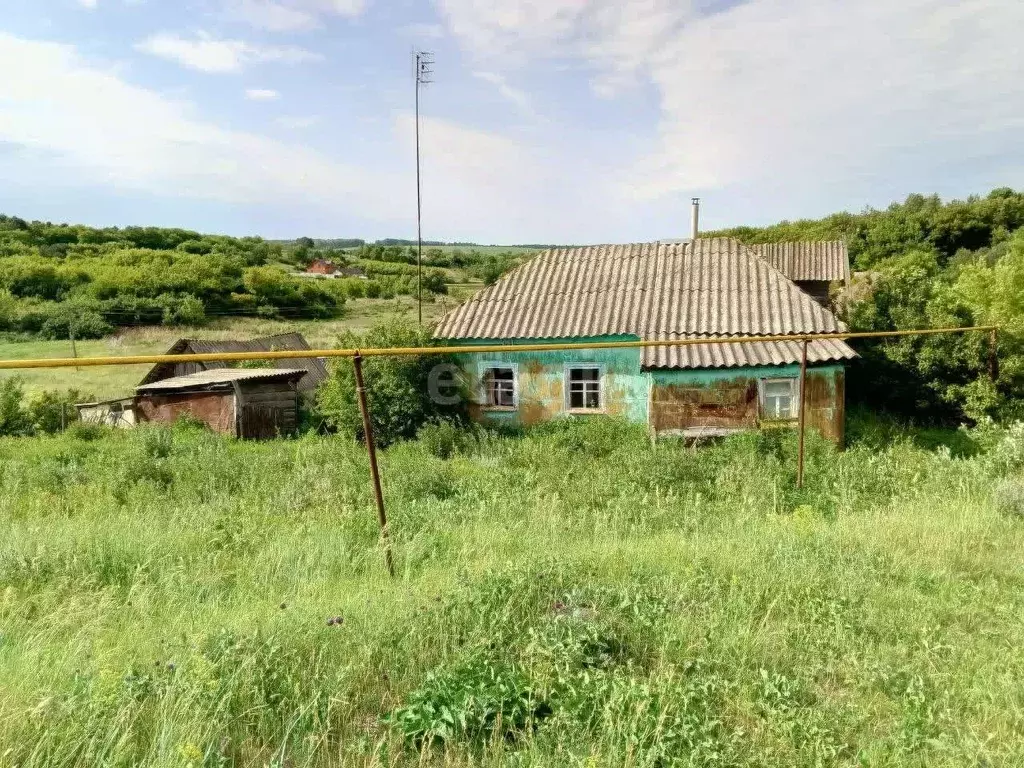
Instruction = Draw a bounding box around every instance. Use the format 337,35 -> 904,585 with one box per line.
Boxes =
472,71 -> 533,116
401,22 -> 446,40
0,32 -> 395,219
392,113 -> 617,240
436,0 -> 1024,213
245,87 -> 280,100
136,32 -> 319,73
277,115 -> 320,128
77,0 -> 98,8
225,0 -> 366,32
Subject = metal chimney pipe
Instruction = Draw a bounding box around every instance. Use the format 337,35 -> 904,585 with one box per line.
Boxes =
691,197 -> 700,240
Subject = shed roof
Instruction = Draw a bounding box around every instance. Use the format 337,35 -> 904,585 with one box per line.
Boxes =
136,368 -> 307,393
434,237 -> 856,369
138,333 -> 328,392
747,241 -> 849,282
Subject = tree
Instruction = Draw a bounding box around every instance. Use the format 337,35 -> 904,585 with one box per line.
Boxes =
317,322 -> 468,446
0,378 -> 32,436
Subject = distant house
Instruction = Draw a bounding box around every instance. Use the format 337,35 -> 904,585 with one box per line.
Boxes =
138,333 -> 328,399
304,259 -> 366,279
306,259 -> 338,275
747,241 -> 850,308
134,368 -> 306,438
434,237 -> 856,443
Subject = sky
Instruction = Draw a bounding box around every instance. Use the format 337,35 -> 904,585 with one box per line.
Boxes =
0,0 -> 1021,243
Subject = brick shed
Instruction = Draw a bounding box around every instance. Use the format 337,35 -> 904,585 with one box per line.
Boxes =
134,368 -> 306,439
137,333 -> 328,400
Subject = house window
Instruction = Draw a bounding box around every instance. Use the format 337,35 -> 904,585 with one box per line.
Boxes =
482,365 -> 516,408
761,378 -> 798,419
567,365 -> 602,411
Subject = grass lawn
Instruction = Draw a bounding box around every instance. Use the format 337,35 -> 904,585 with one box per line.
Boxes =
0,419 -> 1023,766
0,295 -> 465,400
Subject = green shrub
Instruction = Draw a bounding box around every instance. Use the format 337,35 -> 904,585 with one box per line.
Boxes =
0,377 -> 31,436
417,420 -> 479,459
27,388 -> 93,434
66,421 -> 109,441
161,293 -> 206,326
388,655 -> 540,745
38,301 -> 112,340
317,321 -> 468,447
993,477 -> 1024,518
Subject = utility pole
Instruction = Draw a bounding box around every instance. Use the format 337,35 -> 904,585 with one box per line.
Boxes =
414,50 -> 434,325
70,322 -> 80,373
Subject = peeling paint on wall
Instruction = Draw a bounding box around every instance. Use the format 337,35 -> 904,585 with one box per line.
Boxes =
455,336 -> 650,426
651,364 -> 844,443
454,339 -> 846,445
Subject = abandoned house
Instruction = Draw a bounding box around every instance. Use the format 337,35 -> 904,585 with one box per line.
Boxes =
434,237 -> 856,444
75,397 -> 136,428
138,333 -> 328,399
747,241 -> 849,308
134,368 -> 306,438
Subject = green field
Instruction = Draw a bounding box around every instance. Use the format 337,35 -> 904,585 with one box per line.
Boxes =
1,418 -> 1023,766
0,296 -> 464,400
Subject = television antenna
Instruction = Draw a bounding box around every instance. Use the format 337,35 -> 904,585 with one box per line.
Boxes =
414,51 -> 434,325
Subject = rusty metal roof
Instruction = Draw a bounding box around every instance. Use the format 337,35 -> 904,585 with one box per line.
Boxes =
434,238 -> 855,369
747,241 -> 849,282
136,368 -> 307,392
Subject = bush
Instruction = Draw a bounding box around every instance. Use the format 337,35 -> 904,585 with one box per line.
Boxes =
317,321 -> 468,447
993,477 -> 1024,518
28,389 -> 93,434
388,655 -> 539,745
417,420 -> 479,459
0,378 -> 33,436
38,302 -> 112,340
161,293 -> 206,326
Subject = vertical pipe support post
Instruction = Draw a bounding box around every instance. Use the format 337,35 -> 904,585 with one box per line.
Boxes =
352,352 -> 395,578
989,327 -> 999,383
796,337 -> 809,489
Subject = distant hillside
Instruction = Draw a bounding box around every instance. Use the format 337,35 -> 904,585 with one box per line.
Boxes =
708,188 -> 1024,270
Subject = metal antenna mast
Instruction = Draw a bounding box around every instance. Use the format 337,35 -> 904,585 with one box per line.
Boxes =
414,51 -> 434,325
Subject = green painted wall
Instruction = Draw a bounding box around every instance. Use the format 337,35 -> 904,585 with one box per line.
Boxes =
452,338 -> 845,443
453,336 -> 650,426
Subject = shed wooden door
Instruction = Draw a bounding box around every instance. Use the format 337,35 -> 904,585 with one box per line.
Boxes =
240,404 -> 289,439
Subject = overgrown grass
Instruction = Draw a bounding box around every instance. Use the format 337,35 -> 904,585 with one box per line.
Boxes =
1,418 -> 1023,766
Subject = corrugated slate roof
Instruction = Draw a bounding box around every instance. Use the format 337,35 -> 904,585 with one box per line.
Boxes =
747,241 -> 849,282
138,332 -> 328,392
641,336 -> 857,369
435,238 -> 855,369
136,368 -> 307,392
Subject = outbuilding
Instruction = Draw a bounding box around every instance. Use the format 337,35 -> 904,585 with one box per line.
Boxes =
137,333 -> 327,401
134,368 -> 306,438
434,237 -> 856,444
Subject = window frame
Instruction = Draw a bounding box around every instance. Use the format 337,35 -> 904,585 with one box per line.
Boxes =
564,363 -> 605,413
759,377 -> 799,421
479,361 -> 519,411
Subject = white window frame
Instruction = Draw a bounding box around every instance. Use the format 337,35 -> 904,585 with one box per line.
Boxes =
759,377 -> 799,420
564,363 -> 605,413
479,361 -> 518,410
